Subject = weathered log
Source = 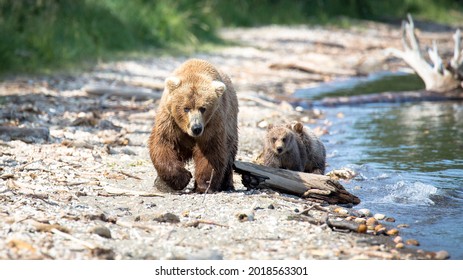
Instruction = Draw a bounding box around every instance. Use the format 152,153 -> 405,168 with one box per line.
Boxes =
233,161 -> 360,205
269,62 -> 356,76
83,84 -> 162,100
0,126 -> 49,143
387,14 -> 463,92
289,89 -> 463,108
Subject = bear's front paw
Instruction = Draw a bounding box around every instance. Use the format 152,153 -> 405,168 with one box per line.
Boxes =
155,168 -> 192,192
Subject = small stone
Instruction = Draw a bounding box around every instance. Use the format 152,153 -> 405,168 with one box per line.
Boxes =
257,120 -> 269,128
385,217 -> 396,223
357,224 -> 367,233
374,213 -> 385,220
386,228 -> 399,236
374,224 -> 385,232
90,226 -> 112,239
358,208 -> 372,217
434,250 -> 450,260
267,204 -> 275,209
395,242 -> 405,249
354,217 -> 366,224
397,224 -> 409,228
334,207 -> 349,216
237,212 -> 254,222
406,239 -> 420,246
181,210 -> 190,217
366,217 -> 377,226
393,236 -> 403,243
153,213 -> 180,223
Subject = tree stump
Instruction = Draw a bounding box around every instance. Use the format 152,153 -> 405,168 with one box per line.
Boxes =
233,161 -> 360,205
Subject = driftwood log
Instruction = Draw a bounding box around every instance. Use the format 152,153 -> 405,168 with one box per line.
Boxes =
289,89 -> 463,108
233,161 -> 360,205
0,126 -> 50,143
83,84 -> 162,101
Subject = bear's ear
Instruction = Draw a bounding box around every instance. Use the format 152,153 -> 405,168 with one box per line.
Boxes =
165,76 -> 181,92
212,80 -> 226,96
293,122 -> 304,133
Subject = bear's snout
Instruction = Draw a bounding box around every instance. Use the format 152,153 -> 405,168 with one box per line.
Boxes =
191,123 -> 203,136
276,145 -> 284,154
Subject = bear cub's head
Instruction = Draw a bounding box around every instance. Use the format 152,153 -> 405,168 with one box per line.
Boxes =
164,76 -> 226,137
266,125 -> 297,155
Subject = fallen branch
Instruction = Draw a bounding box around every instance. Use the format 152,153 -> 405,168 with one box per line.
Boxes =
0,126 -> 49,143
83,84 -> 162,100
233,161 -> 360,205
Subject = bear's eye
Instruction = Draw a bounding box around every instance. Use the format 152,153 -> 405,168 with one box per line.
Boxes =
199,107 -> 206,114
272,137 -> 277,142
184,107 -> 190,113
282,137 -> 287,142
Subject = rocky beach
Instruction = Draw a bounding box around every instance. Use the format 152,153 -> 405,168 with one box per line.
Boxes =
0,22 -> 455,260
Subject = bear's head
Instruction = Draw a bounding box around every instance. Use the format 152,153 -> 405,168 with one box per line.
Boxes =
266,125 -> 297,155
164,76 -> 226,137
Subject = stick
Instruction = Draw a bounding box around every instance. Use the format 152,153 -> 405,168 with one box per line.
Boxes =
103,185 -> 164,197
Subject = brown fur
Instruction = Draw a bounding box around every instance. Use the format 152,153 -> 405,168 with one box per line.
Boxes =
289,121 -> 326,174
148,59 -> 239,193
259,125 -> 307,172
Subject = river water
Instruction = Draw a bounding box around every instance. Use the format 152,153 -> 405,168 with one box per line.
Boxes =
295,72 -> 463,259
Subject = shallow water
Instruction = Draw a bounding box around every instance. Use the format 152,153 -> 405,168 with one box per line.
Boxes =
298,73 -> 463,259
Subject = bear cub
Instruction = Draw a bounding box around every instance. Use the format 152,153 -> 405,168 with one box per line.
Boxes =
148,59 -> 239,193
258,122 -> 326,174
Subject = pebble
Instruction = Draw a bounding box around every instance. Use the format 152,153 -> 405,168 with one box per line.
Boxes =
385,217 -> 396,223
334,207 -> 349,216
397,224 -> 409,228
395,242 -> 405,249
386,228 -> 399,236
357,224 -> 367,233
373,213 -> 385,220
393,236 -> 403,243
267,204 -> 275,210
358,208 -> 372,217
90,226 -> 112,239
366,217 -> 377,226
405,239 -> 420,246
434,250 -> 450,260
354,217 -> 366,224
153,213 -> 180,223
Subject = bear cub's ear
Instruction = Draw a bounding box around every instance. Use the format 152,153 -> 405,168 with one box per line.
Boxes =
292,122 -> 304,133
165,76 -> 181,92
212,80 -> 226,96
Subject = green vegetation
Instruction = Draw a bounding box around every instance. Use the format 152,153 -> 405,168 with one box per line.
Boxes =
1,0 -> 462,74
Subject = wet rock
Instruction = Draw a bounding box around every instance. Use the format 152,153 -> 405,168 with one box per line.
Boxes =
357,224 -> 367,233
366,217 -> 377,226
385,217 -> 396,223
395,242 -> 405,249
153,213 -> 180,223
326,168 -> 356,180
90,226 -> 112,239
354,217 -> 366,224
393,236 -> 403,243
405,239 -> 420,246
434,250 -> 450,260
386,228 -> 399,236
357,209 -> 372,217
374,213 -> 385,220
